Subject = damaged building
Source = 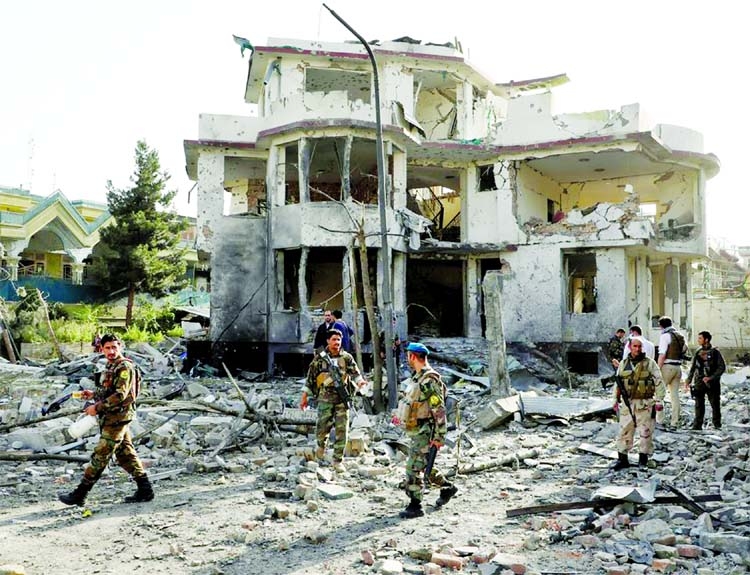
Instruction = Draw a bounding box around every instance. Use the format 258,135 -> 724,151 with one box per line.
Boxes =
183,36 -> 719,375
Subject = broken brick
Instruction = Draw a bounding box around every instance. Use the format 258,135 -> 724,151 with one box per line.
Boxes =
675,544 -> 702,558
650,558 -> 676,573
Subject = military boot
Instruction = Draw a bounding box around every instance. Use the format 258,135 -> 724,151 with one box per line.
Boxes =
124,475 -> 154,503
399,498 -> 424,519
315,446 -> 326,461
638,453 -> 649,467
435,484 -> 458,507
58,481 -> 93,506
611,452 -> 630,471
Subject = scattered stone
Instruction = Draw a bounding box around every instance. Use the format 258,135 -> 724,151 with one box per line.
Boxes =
316,483 -> 353,500
375,558 -> 404,574
698,532 -> 750,556
633,518 -> 675,545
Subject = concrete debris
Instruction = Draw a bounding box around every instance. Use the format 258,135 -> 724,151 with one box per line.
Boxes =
1,336 -> 749,574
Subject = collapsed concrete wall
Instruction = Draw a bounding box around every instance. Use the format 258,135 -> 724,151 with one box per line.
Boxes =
210,217 -> 267,342
500,246 -> 629,345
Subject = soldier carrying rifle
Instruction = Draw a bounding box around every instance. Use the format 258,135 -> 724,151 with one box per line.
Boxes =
611,337 -> 666,471
392,342 -> 457,518
300,328 -> 368,473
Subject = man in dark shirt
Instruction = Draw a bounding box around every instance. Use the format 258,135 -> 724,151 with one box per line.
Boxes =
313,309 -> 336,350
685,331 -> 725,430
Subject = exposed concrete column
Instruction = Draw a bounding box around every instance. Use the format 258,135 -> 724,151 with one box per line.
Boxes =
297,248 -> 308,313
196,154 -> 225,253
342,248 -> 352,313
341,136 -> 353,201
66,248 -> 92,285
482,270 -> 511,398
298,138 -> 311,203
267,144 -> 286,207
664,261 -> 679,323
634,256 -> 650,327
391,147 -> 407,210
465,256 -> 482,337
392,250 -> 407,324
460,166 -> 477,243
5,256 -> 19,281
456,81 -> 473,139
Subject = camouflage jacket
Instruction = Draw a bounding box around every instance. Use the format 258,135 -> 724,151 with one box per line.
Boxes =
401,366 -> 447,441
93,356 -> 139,424
607,336 -> 625,362
615,354 -> 665,402
304,349 -> 363,404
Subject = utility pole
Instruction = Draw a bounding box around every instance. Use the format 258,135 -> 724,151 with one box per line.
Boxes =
323,4 -> 397,408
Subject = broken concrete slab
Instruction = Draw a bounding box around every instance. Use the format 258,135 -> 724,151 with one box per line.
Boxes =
594,479 -> 658,504
317,483 -> 354,500
475,395 -> 520,430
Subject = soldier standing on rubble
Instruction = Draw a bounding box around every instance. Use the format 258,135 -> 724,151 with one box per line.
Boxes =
612,337 -> 666,470
395,342 -> 457,518
58,334 -> 154,506
607,328 -> 626,367
300,328 -> 367,472
685,331 -> 725,430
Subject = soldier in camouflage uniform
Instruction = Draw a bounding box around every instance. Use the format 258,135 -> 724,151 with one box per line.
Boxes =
608,328 -> 626,367
395,342 -> 457,519
59,334 -> 153,506
300,329 -> 366,471
612,337 -> 666,470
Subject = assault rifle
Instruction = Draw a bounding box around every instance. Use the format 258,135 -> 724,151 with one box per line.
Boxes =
601,373 -> 636,426
323,352 -> 353,409
42,387 -> 84,416
423,442 -> 439,486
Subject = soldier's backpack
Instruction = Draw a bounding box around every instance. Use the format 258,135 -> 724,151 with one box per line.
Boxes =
670,331 -> 691,362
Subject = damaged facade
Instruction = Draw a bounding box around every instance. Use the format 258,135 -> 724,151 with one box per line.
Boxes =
184,37 -> 719,374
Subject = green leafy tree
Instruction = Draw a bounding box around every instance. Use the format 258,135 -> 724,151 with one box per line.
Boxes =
91,140 -> 188,327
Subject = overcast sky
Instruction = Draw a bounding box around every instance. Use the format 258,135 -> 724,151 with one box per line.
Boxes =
1,1 -> 747,245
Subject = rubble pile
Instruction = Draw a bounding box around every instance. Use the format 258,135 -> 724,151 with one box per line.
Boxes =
0,342 -> 749,575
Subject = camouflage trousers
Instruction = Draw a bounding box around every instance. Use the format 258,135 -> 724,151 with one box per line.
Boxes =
316,400 -> 349,462
405,427 -> 452,502
82,421 -> 146,486
616,398 -> 656,455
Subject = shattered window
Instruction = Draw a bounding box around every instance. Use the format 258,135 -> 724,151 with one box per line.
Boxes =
565,253 -> 597,314
478,165 -> 497,191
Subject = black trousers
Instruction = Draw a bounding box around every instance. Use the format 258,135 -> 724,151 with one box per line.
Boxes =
694,380 -> 721,428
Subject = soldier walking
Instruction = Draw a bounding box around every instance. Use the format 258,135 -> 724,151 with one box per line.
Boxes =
612,337 -> 666,470
59,334 -> 153,506
395,342 -> 457,518
300,329 -> 367,472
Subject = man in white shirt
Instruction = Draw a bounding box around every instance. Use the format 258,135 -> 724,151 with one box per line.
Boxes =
656,316 -> 684,428
614,325 -> 655,368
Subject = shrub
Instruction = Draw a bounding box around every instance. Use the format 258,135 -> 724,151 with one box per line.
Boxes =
121,325 -> 150,343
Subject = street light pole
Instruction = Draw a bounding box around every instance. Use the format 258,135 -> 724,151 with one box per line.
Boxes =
323,4 -> 397,409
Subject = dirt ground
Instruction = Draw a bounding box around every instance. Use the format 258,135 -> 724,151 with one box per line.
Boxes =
2,360 -> 749,575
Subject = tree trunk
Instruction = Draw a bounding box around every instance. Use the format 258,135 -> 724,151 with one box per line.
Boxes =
125,285 -> 136,328
36,288 -> 65,361
357,227 -> 384,412
347,242 -> 364,371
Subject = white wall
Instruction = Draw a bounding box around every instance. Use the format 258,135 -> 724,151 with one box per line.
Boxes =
692,298 -> 750,353
501,245 -> 563,342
